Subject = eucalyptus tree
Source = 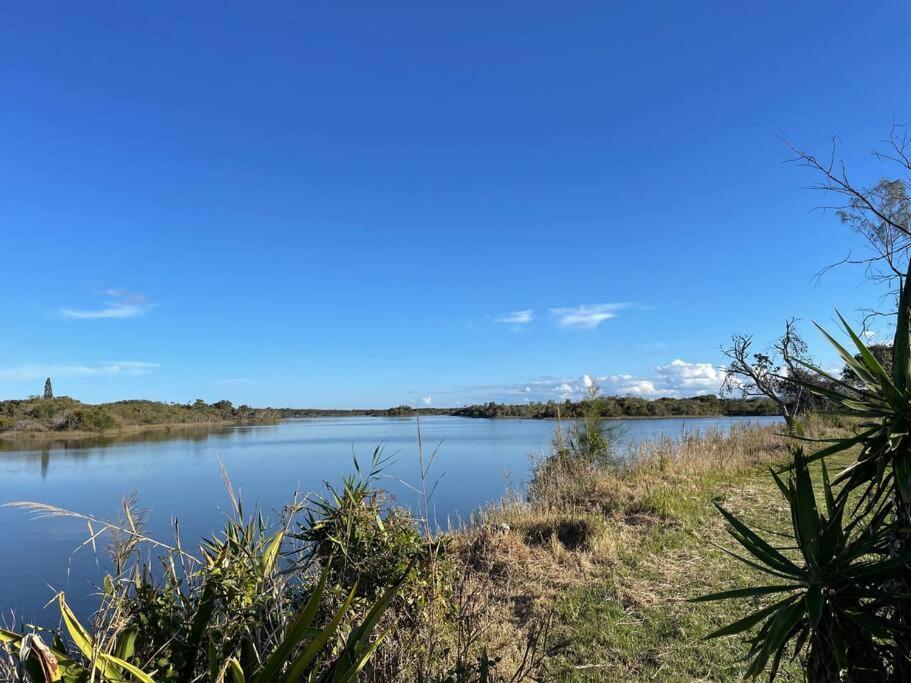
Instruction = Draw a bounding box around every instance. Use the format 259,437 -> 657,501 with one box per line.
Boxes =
721,318 -> 810,428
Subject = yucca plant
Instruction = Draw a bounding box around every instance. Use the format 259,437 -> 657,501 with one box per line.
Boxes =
696,262 -> 911,680
693,449 -> 909,679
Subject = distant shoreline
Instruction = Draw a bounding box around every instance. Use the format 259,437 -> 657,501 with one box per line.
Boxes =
0,418 -> 276,442
0,394 -> 778,440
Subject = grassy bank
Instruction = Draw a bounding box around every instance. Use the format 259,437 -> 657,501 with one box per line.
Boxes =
0,396 -> 278,436
455,423 -> 803,680
1,417 -> 841,681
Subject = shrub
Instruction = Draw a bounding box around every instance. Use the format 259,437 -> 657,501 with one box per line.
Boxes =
295,449 -> 445,611
66,407 -> 118,431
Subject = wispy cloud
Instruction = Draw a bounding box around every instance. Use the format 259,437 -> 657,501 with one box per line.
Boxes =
0,361 -> 161,381
494,309 -> 535,326
549,303 -> 628,329
61,289 -> 154,320
421,395 -> 433,406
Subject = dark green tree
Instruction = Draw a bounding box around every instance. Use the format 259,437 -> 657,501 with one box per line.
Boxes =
43,377 -> 53,399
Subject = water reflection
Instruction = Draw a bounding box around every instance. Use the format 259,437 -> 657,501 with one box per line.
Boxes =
0,423 -> 251,453
0,423 -> 287,480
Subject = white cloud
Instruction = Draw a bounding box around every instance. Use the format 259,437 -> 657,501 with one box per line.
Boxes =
421,395 -> 433,406
549,303 -> 628,330
0,361 -> 160,381
61,290 -> 154,320
861,330 -> 877,341
598,361 -> 725,398
423,359 -> 726,405
604,377 -> 661,396
494,309 -> 535,325
653,359 -> 727,394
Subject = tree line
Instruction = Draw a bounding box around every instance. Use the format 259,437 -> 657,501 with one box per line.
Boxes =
277,394 -> 778,420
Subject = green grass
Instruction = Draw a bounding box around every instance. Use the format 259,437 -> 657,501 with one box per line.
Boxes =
531,447 -> 853,680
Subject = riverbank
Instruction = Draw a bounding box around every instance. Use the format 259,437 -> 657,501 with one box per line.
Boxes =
354,415 -> 838,679
0,417 -> 830,680
0,419 -> 272,444
0,396 -> 278,437
448,422 -> 812,679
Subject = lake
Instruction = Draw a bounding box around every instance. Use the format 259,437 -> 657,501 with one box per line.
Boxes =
0,415 -> 781,621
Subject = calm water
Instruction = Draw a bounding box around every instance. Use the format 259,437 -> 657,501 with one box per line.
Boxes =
0,415 -> 781,621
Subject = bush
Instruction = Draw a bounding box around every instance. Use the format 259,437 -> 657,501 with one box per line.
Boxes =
295,449 -> 444,609
527,391 -> 623,512
65,407 -> 118,431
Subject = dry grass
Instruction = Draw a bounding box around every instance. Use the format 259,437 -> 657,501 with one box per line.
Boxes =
436,418 -> 841,680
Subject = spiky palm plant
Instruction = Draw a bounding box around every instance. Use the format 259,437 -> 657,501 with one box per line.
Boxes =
695,263 -> 911,680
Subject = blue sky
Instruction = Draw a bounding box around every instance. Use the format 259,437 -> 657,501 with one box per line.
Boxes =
1,2 -> 909,408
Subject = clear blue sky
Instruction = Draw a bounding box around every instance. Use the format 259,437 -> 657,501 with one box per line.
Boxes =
1,2 -> 909,407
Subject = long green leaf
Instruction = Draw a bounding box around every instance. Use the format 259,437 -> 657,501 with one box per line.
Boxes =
58,593 -> 121,681
98,652 -> 156,683
225,657 -> 246,683
261,530 -> 284,579
714,503 -> 801,575
330,625 -> 395,683
179,574 -> 218,681
894,263 -> 911,391
813,322 -> 880,392
281,583 -> 358,682
895,451 -> 911,503
114,626 -> 137,663
330,564 -> 412,681
836,310 -> 904,405
255,560 -> 333,683
702,595 -> 800,640
709,542 -> 799,582
805,585 -> 823,628
689,584 -> 802,603
746,599 -> 806,679
791,450 -> 822,567
788,427 -> 878,468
